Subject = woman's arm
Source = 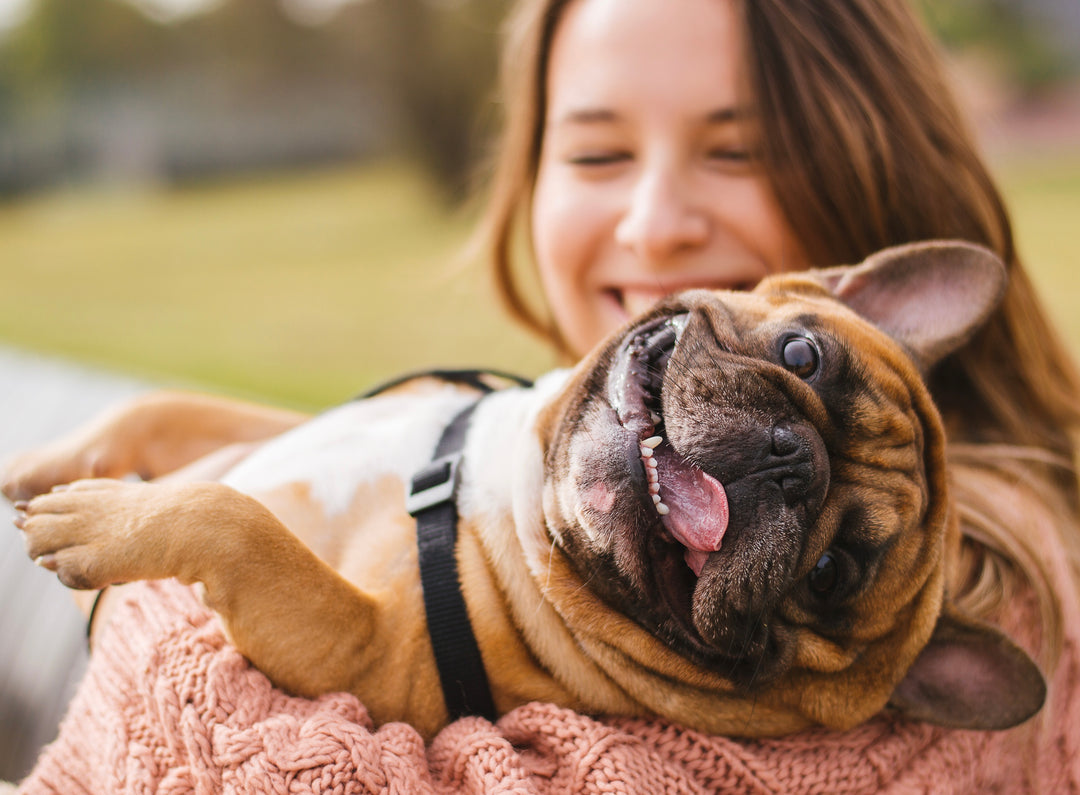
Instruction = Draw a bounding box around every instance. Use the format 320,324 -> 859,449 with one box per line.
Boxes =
1,389 -> 309,502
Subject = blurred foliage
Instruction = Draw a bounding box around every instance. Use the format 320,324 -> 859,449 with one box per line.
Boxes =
917,0 -> 1078,92
0,0 -> 1073,198
363,0 -> 504,199
0,0 -> 504,200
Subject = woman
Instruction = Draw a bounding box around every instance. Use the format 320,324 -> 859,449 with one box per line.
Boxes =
8,0 -> 1080,791
479,0 -> 1080,668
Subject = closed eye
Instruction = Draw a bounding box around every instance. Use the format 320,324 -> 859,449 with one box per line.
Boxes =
567,151 -> 632,167
706,147 -> 749,164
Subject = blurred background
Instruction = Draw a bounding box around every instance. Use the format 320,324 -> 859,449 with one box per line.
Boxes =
0,0 -> 1077,781
0,0 -> 1077,406
0,0 -> 554,416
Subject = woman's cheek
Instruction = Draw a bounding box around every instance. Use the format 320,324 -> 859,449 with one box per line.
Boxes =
714,178 -> 808,273
534,178 -> 599,292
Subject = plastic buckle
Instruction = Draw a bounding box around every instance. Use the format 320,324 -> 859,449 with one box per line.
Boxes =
406,453 -> 462,516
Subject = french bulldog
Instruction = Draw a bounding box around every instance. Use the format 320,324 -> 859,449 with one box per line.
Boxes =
7,241 -> 1045,740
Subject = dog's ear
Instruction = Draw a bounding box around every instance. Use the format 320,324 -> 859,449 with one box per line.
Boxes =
815,241 -> 1008,372
887,603 -> 1046,730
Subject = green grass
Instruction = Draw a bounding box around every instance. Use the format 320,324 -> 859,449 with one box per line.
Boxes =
0,154 -> 1077,409
0,162 -> 554,409
994,153 -> 1080,359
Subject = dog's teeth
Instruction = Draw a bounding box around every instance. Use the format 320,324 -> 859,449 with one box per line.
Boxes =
641,436 -> 666,511
650,412 -> 662,425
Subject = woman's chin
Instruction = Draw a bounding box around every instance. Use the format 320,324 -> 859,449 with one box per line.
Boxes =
618,289 -> 669,320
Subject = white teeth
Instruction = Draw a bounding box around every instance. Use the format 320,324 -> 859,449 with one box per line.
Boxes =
650,412 -> 662,425
640,433 -> 669,517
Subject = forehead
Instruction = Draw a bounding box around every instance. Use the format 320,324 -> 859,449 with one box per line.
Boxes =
547,0 -> 743,119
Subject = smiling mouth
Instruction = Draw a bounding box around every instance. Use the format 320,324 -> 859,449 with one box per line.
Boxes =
609,315 -> 730,577
608,287 -> 672,321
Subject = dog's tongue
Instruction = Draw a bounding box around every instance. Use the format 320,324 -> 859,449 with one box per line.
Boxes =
654,447 -> 729,576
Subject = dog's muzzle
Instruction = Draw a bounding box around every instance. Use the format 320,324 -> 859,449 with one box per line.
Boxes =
606,313 -> 732,575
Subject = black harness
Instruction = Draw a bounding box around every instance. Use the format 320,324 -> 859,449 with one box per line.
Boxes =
360,369 -> 532,722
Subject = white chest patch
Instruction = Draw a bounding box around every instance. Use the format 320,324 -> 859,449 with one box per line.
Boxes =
223,388 -> 477,517
457,371 -> 568,514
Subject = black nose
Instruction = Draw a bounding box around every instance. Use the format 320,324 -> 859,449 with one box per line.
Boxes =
769,424 -> 827,506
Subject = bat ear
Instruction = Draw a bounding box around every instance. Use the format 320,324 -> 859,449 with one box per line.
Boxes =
887,604 -> 1046,730
813,241 -> 1008,372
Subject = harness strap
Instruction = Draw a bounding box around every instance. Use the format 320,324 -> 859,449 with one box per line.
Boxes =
355,368 -> 532,401
408,401 -> 494,721
403,369 -> 531,722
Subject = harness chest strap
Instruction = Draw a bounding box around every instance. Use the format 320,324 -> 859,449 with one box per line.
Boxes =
407,399 -> 496,722
402,370 -> 531,723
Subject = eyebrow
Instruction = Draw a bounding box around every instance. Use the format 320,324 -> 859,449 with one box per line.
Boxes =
706,107 -> 743,123
550,106 -> 746,128
549,108 -> 620,127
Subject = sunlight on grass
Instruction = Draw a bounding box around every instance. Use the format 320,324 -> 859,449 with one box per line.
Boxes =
995,154 -> 1080,360
0,162 -> 553,408
0,154 -> 1076,408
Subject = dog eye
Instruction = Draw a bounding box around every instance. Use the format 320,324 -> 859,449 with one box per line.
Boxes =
808,551 -> 839,597
782,336 -> 819,379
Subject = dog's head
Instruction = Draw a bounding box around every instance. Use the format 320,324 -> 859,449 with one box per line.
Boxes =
537,241 -> 1045,733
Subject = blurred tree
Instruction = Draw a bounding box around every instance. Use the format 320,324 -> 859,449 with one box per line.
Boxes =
20,0 -> 1070,197
0,0 -> 170,192
365,0 -> 502,201
0,0 -> 503,199
918,0 -> 1077,93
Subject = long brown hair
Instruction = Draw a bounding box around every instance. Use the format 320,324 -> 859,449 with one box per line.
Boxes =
474,0 -> 1080,660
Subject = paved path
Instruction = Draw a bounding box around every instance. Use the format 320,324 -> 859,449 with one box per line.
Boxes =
0,346 -> 147,781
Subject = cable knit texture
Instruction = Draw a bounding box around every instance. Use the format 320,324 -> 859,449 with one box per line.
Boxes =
14,569 -> 1079,794
16,466 -> 1080,794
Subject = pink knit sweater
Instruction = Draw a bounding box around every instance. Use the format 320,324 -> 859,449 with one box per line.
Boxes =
15,568 -> 1080,794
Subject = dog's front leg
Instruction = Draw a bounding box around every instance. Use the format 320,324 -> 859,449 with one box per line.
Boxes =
14,479 -> 379,698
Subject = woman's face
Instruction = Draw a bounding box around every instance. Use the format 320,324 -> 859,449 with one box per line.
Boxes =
531,0 -> 809,358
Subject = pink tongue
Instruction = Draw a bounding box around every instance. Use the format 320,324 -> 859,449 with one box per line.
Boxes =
654,448 -> 729,576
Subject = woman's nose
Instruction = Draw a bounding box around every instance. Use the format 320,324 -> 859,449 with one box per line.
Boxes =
614,169 -> 709,263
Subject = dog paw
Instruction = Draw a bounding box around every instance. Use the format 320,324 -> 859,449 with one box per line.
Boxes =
2,436 -> 128,503
13,479 -> 171,590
